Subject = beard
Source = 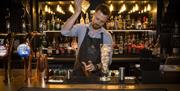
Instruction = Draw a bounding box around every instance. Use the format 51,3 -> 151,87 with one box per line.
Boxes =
92,23 -> 101,30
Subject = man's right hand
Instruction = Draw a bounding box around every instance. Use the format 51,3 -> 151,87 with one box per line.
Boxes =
74,0 -> 83,13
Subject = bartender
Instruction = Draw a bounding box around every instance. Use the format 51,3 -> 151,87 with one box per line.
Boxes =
61,0 -> 113,77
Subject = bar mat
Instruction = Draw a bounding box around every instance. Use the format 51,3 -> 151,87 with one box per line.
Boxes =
18,87 -> 168,91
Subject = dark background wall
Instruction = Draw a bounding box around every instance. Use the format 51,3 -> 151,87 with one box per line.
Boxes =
158,0 -> 180,55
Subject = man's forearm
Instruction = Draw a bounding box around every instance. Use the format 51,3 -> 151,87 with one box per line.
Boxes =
61,12 -> 81,31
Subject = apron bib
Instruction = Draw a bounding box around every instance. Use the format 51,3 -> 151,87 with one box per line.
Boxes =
73,28 -> 103,78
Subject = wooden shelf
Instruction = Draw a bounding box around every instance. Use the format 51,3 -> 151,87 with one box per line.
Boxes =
43,31 -> 61,33
42,30 -> 156,33
107,30 -> 156,32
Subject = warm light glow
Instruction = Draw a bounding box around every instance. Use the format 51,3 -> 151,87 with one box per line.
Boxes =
48,7 -> 51,13
147,4 -> 151,11
45,5 -> 48,12
132,1 -> 136,3
129,10 -> 132,14
152,8 -> 157,13
131,4 -> 138,13
144,6 -> 147,12
141,10 -> 144,13
57,5 -> 60,12
50,11 -> 55,15
90,10 -> 95,14
69,4 -> 74,14
70,1 -> 74,4
132,6 -> 136,12
57,5 -> 65,14
126,85 -> 135,89
135,4 -> 139,11
109,4 -> 114,12
118,4 -> 126,14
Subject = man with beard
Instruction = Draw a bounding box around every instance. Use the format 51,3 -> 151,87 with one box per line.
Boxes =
61,0 -> 113,78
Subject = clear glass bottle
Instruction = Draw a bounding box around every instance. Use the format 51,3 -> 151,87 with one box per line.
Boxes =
55,18 -> 61,30
80,14 -> 85,24
85,13 -> 89,24
110,16 -> 114,30
119,35 -> 124,55
51,15 -> 55,30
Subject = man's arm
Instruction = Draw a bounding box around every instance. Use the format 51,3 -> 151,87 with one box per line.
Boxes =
61,0 -> 82,35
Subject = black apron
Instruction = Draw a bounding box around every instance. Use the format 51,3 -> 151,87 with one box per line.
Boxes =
73,28 -> 103,78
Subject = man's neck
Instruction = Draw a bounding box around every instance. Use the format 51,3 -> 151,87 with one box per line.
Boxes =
89,23 -> 102,32
92,28 -> 100,32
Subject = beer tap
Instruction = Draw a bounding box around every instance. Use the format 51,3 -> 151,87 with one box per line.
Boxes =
36,53 -> 48,87
0,36 -> 8,58
0,34 -> 9,84
17,33 -> 31,83
2,32 -> 15,85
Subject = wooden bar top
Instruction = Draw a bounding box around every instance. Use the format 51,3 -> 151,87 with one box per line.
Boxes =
0,69 -> 180,91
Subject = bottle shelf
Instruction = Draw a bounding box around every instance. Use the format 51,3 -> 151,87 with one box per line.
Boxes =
43,31 -> 61,33
107,30 -> 156,33
42,29 -> 156,33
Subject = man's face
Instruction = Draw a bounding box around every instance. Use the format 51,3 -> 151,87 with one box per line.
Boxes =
92,10 -> 109,30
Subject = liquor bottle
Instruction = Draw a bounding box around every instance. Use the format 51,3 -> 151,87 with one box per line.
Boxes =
85,13 -> 89,24
47,45 -> 53,57
60,21 -> 65,30
21,15 -> 26,33
39,10 -> 43,32
42,19 -> 46,31
142,16 -> 148,29
109,16 -> 114,30
47,20 -> 51,31
114,16 -> 118,30
119,35 -> 124,55
55,44 -> 60,55
55,18 -> 61,30
5,8 -> 10,33
126,15 -> 131,29
51,15 -> 55,30
123,34 -> 128,54
153,35 -> 160,56
106,19 -> 111,30
131,34 -> 136,54
130,19 -> 135,29
71,37 -> 78,55
80,14 -> 85,24
113,44 -> 119,55
59,43 -> 65,55
135,19 -> 142,30
127,34 -> 132,54
122,19 -> 126,30
64,37 -> 72,55
118,15 -> 123,30
52,37 -> 56,49
42,35 -> 47,48
148,15 -> 153,29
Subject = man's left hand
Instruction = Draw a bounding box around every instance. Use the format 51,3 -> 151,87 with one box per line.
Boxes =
82,61 -> 96,72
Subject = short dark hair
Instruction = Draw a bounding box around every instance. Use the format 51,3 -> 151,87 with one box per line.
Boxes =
95,4 -> 110,16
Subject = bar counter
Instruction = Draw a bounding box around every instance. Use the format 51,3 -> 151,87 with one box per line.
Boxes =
0,69 -> 180,91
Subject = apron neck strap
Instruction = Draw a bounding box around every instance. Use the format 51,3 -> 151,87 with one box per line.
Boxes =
101,32 -> 103,44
